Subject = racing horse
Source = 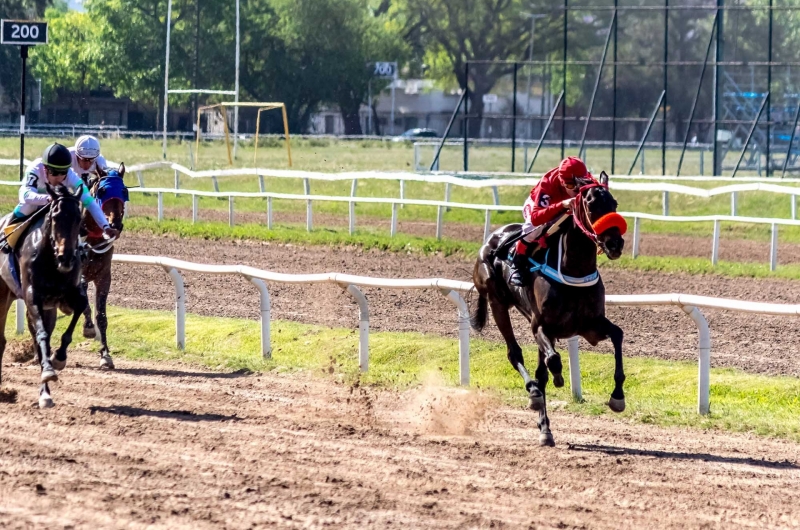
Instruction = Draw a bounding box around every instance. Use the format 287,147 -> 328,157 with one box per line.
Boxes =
80,164 -> 128,369
471,172 -> 627,446
0,184 -> 88,408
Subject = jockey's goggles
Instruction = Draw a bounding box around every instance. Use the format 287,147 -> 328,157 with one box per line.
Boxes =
77,154 -> 97,162
46,166 -> 69,176
562,180 -> 577,190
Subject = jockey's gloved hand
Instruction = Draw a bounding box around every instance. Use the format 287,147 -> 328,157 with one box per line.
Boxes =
561,198 -> 575,210
103,226 -> 119,240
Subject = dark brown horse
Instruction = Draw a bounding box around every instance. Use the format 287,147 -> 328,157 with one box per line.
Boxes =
471,172 -> 627,446
80,164 -> 128,369
0,185 -> 88,408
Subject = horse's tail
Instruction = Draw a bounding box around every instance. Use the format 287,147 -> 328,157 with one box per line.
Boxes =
470,288 -> 488,332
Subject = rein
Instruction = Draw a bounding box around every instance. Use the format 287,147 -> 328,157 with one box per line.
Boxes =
572,178 -> 628,254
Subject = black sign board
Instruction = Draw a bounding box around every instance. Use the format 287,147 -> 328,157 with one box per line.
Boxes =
1,20 -> 48,46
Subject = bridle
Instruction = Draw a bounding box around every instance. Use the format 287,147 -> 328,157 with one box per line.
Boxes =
84,173 -> 128,254
571,177 -> 627,254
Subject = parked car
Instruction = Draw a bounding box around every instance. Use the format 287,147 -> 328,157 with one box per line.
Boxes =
393,128 -> 439,141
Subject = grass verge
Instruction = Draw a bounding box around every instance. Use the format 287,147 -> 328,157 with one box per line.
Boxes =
11,305 -> 800,441
126,216 -> 800,280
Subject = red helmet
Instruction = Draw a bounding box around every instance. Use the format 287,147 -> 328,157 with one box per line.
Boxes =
557,157 -> 588,188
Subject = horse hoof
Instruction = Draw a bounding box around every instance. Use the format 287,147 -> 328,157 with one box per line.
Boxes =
83,326 -> 97,339
99,356 -> 115,370
528,391 -> 544,411
539,433 -> 555,447
50,358 -> 66,371
38,396 -> 54,409
40,370 -> 58,384
552,374 -> 565,388
608,397 -> 626,413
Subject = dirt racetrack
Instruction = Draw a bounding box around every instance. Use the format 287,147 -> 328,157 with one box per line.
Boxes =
109,232 -> 800,376
0,348 -> 798,529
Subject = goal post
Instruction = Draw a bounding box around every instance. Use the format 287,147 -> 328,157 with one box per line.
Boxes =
194,102 -> 292,167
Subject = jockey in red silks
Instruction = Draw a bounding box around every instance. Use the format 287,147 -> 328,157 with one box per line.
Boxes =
508,156 -> 590,286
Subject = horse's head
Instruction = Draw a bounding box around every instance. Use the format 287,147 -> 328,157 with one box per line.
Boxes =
46,184 -> 83,273
89,163 -> 128,235
575,172 -> 626,260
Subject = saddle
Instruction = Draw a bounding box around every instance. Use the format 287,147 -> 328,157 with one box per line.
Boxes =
0,206 -> 49,253
494,212 -> 570,260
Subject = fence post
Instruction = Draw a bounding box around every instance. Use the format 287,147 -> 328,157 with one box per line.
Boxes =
258,174 -> 265,193
349,200 -> 355,235
157,192 -> 164,222
699,150 -> 704,175
248,277 -> 271,359
164,267 -> 185,350
771,223 -> 778,271
444,182 -> 453,212
211,176 -> 219,192
792,195 -> 797,220
192,194 -> 198,224
631,217 -> 641,258
483,209 -> 492,243
15,299 -> 24,335
662,191 -> 670,216
492,186 -> 500,206
413,143 -> 420,171
304,178 -> 312,232
136,171 -> 144,188
229,196 -> 235,227
712,219 -> 720,265
731,191 -> 738,216
267,197 -> 273,229
681,305 -> 710,415
350,179 -> 358,198
345,284 -> 369,372
436,205 -> 444,240
174,169 -> 179,190
567,336 -> 582,401
641,149 -> 646,174
399,179 -> 405,208
391,203 -> 398,237
442,289 -> 470,386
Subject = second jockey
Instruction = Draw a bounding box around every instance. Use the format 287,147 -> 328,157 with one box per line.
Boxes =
1,143 -> 119,253
70,135 -> 108,186
507,156 -> 590,287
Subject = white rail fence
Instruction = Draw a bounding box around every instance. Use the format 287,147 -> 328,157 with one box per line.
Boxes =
50,254 -> 792,415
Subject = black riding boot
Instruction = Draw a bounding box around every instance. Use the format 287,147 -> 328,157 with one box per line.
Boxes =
508,245 -> 532,287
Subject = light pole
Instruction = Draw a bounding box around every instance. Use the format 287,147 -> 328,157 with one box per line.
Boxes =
233,0 -> 240,159
521,13 -> 546,119
162,0 -> 172,160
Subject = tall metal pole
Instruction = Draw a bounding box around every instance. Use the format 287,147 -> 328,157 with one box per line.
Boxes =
766,0 -> 773,177
713,0 -> 724,176
463,61 -> 470,171
561,0 -> 568,159
233,0 -> 240,159
19,45 -> 28,181
611,0 -> 618,173
162,0 -> 173,160
390,62 -> 397,135
512,62 -> 518,172
579,12 -> 615,156
662,0 -> 668,175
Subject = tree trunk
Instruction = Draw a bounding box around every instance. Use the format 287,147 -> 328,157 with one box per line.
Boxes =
339,96 -> 363,135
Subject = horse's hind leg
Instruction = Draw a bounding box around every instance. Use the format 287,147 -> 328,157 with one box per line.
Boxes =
534,328 -> 564,388
488,299 -> 536,393
81,278 -> 96,339
533,347 -> 554,447
582,317 -> 626,413
0,288 -> 14,386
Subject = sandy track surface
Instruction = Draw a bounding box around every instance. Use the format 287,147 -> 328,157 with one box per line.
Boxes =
0,349 -> 798,529
109,233 -> 800,376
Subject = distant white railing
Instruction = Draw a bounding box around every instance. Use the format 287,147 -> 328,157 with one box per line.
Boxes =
103,255 -> 800,415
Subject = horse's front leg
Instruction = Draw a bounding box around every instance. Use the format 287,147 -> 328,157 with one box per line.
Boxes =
94,272 -> 113,369
581,317 -> 626,413
54,288 -> 89,370
535,328 -> 564,388
81,277 -> 96,339
25,300 -> 57,385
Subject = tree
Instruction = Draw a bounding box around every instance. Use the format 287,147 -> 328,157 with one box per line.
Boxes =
30,6 -> 105,119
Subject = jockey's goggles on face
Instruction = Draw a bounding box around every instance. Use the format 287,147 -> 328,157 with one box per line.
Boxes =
46,167 -> 69,176
77,155 -> 97,162
563,181 -> 577,190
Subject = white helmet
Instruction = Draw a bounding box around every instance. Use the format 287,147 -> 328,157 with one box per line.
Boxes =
75,135 -> 101,160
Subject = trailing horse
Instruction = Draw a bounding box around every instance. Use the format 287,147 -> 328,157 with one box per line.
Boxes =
80,164 -> 128,369
471,172 -> 627,446
0,185 -> 88,408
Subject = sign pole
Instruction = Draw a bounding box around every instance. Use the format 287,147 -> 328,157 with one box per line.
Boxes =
19,44 -> 27,181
